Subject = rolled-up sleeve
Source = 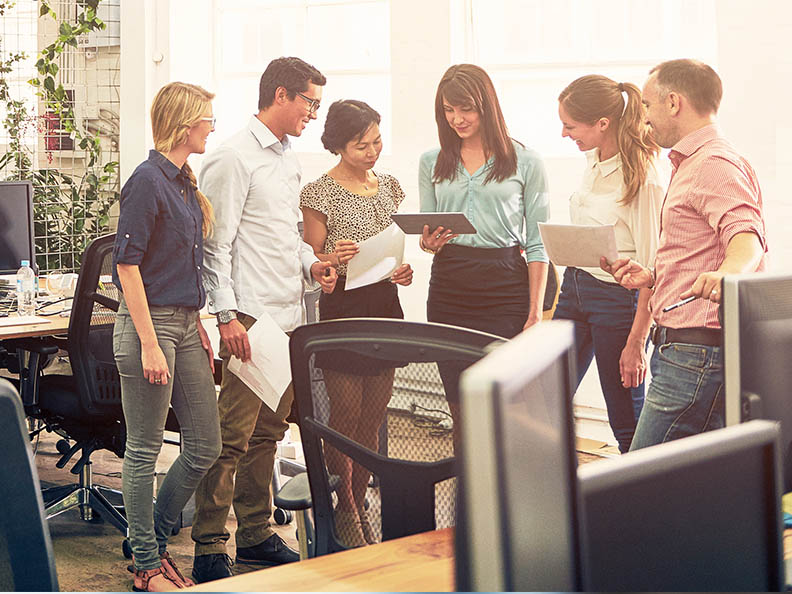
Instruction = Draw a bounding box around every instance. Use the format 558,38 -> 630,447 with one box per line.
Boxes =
114,172 -> 158,265
521,153 -> 550,263
200,146 -> 249,313
694,155 -> 767,252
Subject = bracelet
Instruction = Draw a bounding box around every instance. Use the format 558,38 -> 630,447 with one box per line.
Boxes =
419,237 -> 437,255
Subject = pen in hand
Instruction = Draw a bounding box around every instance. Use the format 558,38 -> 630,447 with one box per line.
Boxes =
662,296 -> 697,313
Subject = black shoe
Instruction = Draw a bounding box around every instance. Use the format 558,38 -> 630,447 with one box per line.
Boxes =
235,533 -> 299,566
191,553 -> 233,584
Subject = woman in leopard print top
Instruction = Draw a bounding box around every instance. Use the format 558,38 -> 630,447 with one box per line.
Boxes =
300,99 -> 412,549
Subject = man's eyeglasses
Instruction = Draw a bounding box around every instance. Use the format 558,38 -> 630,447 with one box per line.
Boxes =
198,116 -> 216,127
294,91 -> 321,114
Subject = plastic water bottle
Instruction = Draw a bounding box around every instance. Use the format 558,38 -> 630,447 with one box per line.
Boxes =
16,259 -> 36,317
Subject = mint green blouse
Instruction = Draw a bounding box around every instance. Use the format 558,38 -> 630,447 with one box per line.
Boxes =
418,142 -> 549,262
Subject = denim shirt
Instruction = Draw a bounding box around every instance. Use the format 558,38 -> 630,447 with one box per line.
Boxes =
112,150 -> 206,309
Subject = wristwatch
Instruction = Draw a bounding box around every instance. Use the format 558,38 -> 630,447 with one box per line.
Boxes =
216,310 -> 237,324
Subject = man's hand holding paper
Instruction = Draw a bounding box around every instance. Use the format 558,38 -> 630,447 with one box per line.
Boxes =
227,312 -> 291,413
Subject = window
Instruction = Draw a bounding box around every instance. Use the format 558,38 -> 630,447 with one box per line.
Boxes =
212,0 -> 391,153
467,0 -> 718,157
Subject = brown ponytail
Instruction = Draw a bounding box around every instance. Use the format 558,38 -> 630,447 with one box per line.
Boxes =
559,75 -> 659,205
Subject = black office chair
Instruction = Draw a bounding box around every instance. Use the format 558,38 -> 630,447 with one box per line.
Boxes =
18,233 -> 128,536
287,318 -> 504,557
0,378 -> 59,591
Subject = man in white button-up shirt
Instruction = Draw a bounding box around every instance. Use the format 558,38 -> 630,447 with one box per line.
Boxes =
191,57 -> 336,584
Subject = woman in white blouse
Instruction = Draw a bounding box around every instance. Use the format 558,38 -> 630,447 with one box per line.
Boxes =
553,75 -> 664,453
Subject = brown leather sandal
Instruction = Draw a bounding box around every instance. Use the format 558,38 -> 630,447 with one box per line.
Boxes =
160,551 -> 195,588
131,566 -> 181,592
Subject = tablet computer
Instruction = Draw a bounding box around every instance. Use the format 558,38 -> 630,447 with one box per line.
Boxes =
391,212 -> 477,235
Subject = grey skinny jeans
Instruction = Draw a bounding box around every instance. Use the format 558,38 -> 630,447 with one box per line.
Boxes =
113,300 -> 221,570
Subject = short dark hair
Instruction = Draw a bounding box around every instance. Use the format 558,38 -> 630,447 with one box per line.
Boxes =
649,59 -> 722,115
258,57 -> 326,111
320,100 -> 381,155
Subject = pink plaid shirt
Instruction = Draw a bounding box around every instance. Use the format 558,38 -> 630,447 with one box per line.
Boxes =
651,125 -> 766,329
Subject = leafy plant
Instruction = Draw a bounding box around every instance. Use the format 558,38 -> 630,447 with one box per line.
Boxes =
1,0 -> 119,272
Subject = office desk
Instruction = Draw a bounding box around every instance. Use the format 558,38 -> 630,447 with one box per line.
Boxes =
187,528 -> 455,592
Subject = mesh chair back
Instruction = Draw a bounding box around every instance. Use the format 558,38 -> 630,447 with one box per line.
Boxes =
67,233 -> 121,416
290,318 -> 504,556
0,379 -> 58,591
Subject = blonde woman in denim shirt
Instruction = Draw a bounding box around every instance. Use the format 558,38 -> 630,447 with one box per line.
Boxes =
113,82 -> 221,591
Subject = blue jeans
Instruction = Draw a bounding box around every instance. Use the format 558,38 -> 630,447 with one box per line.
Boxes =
553,267 -> 644,453
629,341 -> 724,451
114,301 -> 221,570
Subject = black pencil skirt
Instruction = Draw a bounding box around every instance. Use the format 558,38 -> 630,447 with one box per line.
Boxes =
427,243 -> 532,339
316,276 -> 405,375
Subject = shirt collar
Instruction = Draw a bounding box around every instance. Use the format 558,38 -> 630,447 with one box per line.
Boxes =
248,115 -> 291,153
668,123 -> 721,169
149,149 -> 189,181
587,148 -> 622,177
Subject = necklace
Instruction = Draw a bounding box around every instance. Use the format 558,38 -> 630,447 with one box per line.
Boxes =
332,170 -> 374,191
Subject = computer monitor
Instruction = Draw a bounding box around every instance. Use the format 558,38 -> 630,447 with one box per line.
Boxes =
579,420 -> 784,591
722,272 -> 792,492
456,321 -> 581,592
0,181 -> 36,274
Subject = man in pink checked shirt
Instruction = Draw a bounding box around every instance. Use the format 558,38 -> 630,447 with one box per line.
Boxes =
601,59 -> 767,451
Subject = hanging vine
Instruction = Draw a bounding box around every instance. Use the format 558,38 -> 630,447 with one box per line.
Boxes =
1,0 -> 119,272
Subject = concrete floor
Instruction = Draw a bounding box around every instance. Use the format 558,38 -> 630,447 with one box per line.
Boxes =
34,428 -> 298,592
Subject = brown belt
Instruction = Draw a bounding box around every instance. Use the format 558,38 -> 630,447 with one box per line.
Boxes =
651,325 -> 721,347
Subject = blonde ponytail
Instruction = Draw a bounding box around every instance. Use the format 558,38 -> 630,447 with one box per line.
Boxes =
150,82 -> 215,237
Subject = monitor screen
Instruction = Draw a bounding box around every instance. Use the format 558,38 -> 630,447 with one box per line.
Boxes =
722,273 -> 792,492
456,321 -> 581,592
579,420 -> 784,591
0,181 -> 35,275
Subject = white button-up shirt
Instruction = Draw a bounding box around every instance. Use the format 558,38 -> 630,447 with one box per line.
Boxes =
570,149 -> 665,283
200,115 -> 318,331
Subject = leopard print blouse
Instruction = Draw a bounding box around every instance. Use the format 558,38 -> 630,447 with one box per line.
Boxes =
300,172 -> 405,276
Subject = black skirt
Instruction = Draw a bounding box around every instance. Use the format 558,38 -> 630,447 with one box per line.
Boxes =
427,243 -> 531,339
316,276 -> 405,375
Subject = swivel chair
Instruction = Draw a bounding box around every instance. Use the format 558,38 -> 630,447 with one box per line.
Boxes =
288,318 -> 505,557
18,233 -> 127,535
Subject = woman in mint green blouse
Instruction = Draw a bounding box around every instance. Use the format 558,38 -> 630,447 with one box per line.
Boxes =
419,63 -> 550,416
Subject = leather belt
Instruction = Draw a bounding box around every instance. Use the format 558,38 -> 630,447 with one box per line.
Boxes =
651,325 -> 721,347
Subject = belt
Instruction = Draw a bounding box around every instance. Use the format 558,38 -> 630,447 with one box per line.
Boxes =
651,325 -> 721,347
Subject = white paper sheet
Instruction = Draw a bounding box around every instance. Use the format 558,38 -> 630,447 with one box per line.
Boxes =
227,312 -> 291,412
345,223 -> 405,291
0,315 -> 51,328
538,223 -> 619,267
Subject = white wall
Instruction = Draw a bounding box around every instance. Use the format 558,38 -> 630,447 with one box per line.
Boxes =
120,0 -> 792,446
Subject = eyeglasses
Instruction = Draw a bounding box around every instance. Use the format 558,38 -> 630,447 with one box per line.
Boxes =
294,91 -> 321,114
198,116 -> 216,127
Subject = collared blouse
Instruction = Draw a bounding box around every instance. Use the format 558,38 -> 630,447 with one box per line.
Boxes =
418,141 -> 549,263
112,149 -> 205,309
570,149 -> 665,283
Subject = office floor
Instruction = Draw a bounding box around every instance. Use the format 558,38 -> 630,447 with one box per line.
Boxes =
33,428 -> 296,592
33,426 -> 612,592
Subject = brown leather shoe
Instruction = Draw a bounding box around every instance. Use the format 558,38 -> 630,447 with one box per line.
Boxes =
160,552 -> 195,588
131,566 -> 182,592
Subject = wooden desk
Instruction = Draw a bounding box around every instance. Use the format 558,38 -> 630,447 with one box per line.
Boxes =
187,528 -> 455,592
0,314 -> 70,340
